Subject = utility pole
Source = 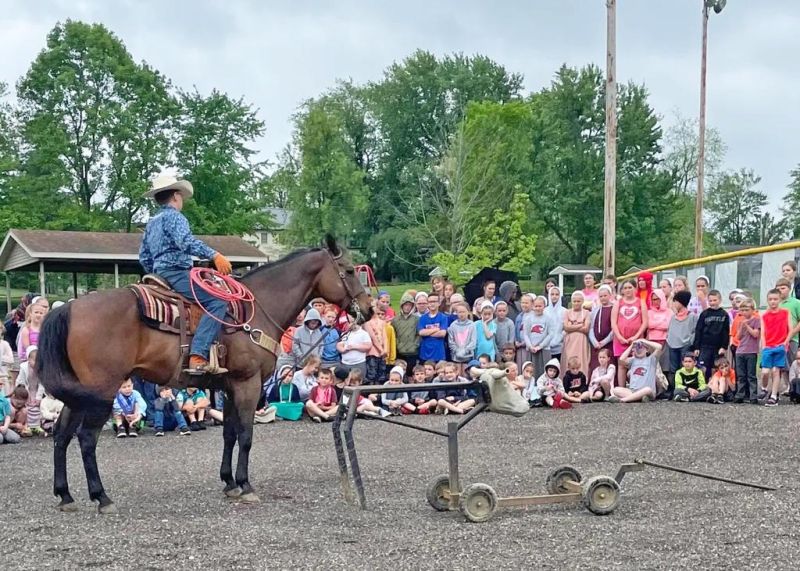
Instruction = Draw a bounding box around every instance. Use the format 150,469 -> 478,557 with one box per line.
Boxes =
695,0 -> 727,257
694,2 -> 709,257
603,0 -> 617,277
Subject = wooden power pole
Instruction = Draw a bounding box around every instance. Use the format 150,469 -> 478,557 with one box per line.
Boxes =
694,2 -> 709,257
603,0 -> 617,277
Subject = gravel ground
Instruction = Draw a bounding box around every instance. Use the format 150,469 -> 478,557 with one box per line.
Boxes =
0,401 -> 798,570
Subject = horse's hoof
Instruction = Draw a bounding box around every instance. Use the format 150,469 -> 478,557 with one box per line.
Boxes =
97,502 -> 118,515
224,487 -> 242,498
57,502 -> 79,513
239,492 -> 261,504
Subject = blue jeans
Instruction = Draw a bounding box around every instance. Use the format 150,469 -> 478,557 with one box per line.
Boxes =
160,269 -> 226,359
132,375 -> 158,424
153,398 -> 188,431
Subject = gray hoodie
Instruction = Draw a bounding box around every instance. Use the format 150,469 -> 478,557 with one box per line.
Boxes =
448,318 -> 477,363
291,308 -> 324,367
522,312 -> 552,351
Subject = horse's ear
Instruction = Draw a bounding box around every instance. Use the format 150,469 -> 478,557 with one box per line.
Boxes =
325,234 -> 340,257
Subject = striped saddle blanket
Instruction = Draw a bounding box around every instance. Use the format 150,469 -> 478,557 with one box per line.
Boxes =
128,279 -> 246,335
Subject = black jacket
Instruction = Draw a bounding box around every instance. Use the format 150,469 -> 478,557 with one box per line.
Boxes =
693,307 -> 730,350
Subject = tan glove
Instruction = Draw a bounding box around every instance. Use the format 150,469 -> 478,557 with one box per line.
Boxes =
213,252 -> 232,275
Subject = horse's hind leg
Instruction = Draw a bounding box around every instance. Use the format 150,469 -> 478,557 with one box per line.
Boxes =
53,406 -> 83,512
220,392 -> 240,497
76,401 -> 117,514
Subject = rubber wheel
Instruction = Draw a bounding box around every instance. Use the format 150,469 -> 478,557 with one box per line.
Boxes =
545,465 -> 583,495
459,483 -> 498,523
582,475 -> 621,515
426,475 -> 455,512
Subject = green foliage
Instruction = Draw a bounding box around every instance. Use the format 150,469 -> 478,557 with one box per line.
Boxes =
706,168 -> 776,245
662,111 -> 726,196
781,165 -> 800,240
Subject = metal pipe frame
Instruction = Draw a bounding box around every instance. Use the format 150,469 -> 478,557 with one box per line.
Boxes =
332,379 -> 488,509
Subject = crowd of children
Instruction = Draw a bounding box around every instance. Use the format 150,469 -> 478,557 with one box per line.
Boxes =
4,263 -> 800,445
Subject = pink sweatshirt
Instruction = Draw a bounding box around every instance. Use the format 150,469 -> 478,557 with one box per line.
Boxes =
647,290 -> 671,343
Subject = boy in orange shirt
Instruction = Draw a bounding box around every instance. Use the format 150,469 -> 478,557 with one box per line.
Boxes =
707,356 -> 735,403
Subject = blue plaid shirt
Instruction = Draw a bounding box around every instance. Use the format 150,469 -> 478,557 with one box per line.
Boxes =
139,206 -> 216,273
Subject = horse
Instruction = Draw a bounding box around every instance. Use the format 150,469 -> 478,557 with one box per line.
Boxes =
36,235 -> 373,513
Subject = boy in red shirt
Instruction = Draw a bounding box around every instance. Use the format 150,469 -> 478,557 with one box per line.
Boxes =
305,368 -> 338,422
761,289 -> 790,407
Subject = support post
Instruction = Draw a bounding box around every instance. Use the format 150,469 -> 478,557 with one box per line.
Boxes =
603,0 -> 617,277
114,263 -> 120,288
695,2 -> 709,257
39,261 -> 46,297
447,422 -> 460,509
72,272 -> 78,299
5,272 -> 11,314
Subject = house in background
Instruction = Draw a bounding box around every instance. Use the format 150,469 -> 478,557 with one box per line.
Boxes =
243,206 -> 292,262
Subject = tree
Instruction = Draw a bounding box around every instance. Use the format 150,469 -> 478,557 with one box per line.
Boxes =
705,169 -> 767,245
16,20 -> 174,230
175,89 -> 269,235
662,111 -> 726,196
283,98 -> 369,245
781,165 -> 800,239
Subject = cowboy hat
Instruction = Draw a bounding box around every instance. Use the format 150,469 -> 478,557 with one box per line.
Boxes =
145,174 -> 194,200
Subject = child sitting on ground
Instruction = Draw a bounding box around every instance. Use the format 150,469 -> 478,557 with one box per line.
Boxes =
343,368 -> 390,418
177,387 -> 210,431
268,369 -> 304,421
588,348 -> 616,401
381,366 -> 409,415
673,353 -> 709,402
0,389 -> 21,444
536,358 -> 569,408
113,378 -> 147,438
521,361 -> 542,407
499,343 -> 516,367
8,386 -> 29,436
609,340 -> 662,403
708,357 -> 735,404
562,356 -> 588,403
305,368 -> 339,422
403,365 -> 436,414
153,386 -> 191,436
292,355 -> 320,401
40,393 -> 64,436
436,362 -> 474,414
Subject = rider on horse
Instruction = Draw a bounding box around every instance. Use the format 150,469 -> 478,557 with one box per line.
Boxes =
139,174 -> 233,375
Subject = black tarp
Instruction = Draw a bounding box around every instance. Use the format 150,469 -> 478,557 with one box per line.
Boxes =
463,268 -> 519,307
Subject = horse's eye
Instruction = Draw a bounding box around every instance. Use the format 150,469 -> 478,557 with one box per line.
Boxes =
346,268 -> 355,275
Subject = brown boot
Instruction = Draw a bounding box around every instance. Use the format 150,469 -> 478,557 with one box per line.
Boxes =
184,354 -> 228,376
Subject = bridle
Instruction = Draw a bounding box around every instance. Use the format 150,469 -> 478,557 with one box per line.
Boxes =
328,248 -> 366,325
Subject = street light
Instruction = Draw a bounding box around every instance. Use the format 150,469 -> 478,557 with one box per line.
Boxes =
694,0 -> 727,257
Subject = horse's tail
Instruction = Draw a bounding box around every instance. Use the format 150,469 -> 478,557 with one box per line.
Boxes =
37,304 -> 110,410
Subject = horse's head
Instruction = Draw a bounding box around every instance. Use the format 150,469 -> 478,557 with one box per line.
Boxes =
316,235 -> 373,324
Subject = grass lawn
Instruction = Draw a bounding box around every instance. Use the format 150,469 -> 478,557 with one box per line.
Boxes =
370,280 -> 545,311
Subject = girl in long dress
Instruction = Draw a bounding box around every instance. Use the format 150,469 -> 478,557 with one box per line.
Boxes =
561,291 -> 591,377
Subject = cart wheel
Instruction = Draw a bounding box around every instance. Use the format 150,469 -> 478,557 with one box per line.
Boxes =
459,483 -> 498,523
545,465 -> 583,495
582,475 -> 621,515
426,475 -> 456,512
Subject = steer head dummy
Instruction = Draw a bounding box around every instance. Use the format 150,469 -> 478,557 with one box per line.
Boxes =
470,367 -> 529,417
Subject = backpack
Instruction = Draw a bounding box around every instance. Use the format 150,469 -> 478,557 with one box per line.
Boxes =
790,379 -> 800,404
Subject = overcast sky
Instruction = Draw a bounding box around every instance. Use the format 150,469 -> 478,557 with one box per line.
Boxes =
2,1 -> 798,205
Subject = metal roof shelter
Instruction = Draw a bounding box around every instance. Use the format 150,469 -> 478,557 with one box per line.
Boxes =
548,264 -> 603,294
0,229 -> 269,312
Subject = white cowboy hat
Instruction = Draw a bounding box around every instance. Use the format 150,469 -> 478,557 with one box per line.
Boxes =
145,174 -> 194,200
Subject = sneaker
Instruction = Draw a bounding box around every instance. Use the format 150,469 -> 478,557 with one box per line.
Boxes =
529,399 -> 543,408
190,422 -> 202,431
179,425 -> 192,435
715,395 -> 725,404
673,394 -> 688,402
765,397 -> 778,407
749,399 -> 759,405
707,395 -> 717,404
607,395 -> 621,403
378,409 -> 391,418
154,430 -> 165,437
734,397 -> 744,404
312,416 -> 322,423
29,427 -> 45,437
128,429 -> 138,438
116,431 -> 127,439
641,395 -> 653,403
197,422 -> 207,431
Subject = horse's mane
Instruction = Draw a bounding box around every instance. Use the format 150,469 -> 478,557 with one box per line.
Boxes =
242,247 -> 323,277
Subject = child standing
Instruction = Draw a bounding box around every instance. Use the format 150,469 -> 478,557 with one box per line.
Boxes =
153,387 -> 191,436
0,322 -> 13,396
647,289 -> 672,373
692,290 -> 730,380
15,346 -> 45,435
588,285 -> 615,372
474,301 -> 497,362
291,308 -> 324,368
113,378 -> 147,438
673,354 -> 709,402
320,307 -> 341,370
392,293 -> 420,376
561,291 -> 590,378
708,357 -> 735,403
666,290 -> 697,392
448,302 -> 477,368
515,294 -> 533,371
417,293 -> 449,363
544,287 -> 566,363
364,305 -> 388,385
523,296 -> 552,379
493,301 -> 516,357
611,279 -> 648,387
734,299 -> 760,404
305,368 -> 339,422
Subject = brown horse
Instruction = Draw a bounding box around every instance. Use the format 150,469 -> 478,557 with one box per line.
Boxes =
36,236 -> 372,513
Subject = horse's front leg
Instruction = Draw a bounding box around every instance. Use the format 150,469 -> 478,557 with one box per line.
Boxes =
220,390 -> 240,497
232,375 -> 261,503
